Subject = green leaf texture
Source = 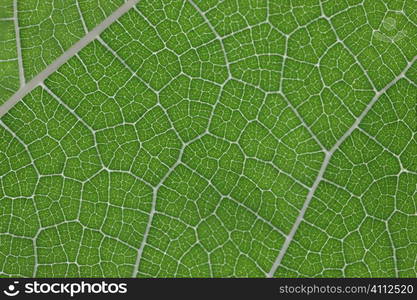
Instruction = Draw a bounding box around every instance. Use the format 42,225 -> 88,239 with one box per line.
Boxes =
0,0 -> 127,104
0,0 -> 416,278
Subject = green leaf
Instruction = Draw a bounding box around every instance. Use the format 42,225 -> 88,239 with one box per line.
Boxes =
0,0 -> 416,278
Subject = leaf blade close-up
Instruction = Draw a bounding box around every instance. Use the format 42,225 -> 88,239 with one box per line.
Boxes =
0,0 -> 416,278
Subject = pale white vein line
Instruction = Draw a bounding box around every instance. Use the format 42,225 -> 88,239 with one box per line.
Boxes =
329,55 -> 417,153
266,151 -> 330,277
187,0 -> 232,79
267,55 -> 417,277
13,0 -> 25,87
131,133 -> 205,277
319,2 -> 378,93
96,36 -> 156,92
75,0 -> 89,34
278,91 -> 328,152
0,0 -> 140,118
404,76 -> 417,88
96,37 -> 134,72
131,185 -> 158,278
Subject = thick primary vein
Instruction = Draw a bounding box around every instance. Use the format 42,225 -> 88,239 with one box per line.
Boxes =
0,0 -> 140,119
267,55 -> 417,277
